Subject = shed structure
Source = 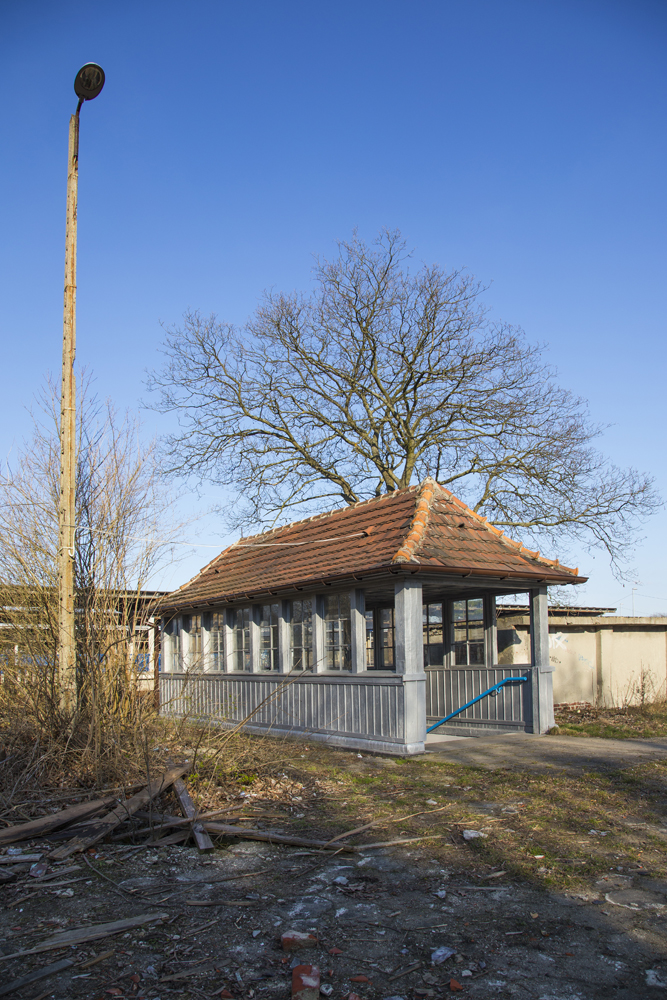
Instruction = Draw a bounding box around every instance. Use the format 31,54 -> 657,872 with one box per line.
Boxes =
159,480 -> 585,754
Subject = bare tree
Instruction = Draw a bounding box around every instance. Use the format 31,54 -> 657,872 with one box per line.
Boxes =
147,230 -> 659,570
0,376 -> 182,742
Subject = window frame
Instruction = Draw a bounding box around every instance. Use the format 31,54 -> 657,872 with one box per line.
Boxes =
450,597 -> 485,666
423,601 -> 446,668
290,597 -> 313,672
323,592 -> 352,672
365,605 -> 396,671
210,611 -> 225,672
259,602 -> 280,672
233,606 -> 252,672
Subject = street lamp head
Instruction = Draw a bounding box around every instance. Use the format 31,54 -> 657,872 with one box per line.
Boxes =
74,63 -> 105,101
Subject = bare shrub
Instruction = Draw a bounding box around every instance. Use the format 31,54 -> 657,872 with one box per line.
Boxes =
0,376 -> 182,786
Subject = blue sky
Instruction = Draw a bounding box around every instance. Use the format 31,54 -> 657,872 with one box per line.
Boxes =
1,0 -> 666,611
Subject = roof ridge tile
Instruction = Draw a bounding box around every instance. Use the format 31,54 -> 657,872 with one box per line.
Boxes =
392,478 -> 436,563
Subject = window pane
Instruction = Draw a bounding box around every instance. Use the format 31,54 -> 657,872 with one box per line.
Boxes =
469,642 -> 485,665
235,607 -> 251,671
290,598 -> 312,670
448,599 -> 486,667
365,610 -> 374,669
380,608 -> 394,669
453,624 -> 467,644
454,642 -> 468,665
428,605 -> 443,625
259,603 -> 279,671
426,642 -> 444,666
190,614 -> 202,659
324,592 -> 351,671
211,612 -> 224,670
423,603 -> 444,668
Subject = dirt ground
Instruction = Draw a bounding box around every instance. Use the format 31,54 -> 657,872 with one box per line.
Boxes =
3,738 -> 667,999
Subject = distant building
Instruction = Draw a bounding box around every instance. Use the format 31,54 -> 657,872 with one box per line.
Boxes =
497,605 -> 667,708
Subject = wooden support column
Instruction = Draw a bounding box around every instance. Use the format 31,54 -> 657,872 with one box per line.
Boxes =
278,600 -> 291,673
201,612 -> 211,673
312,595 -> 326,673
484,594 -> 497,667
248,606 -> 260,673
224,609 -> 236,672
350,589 -> 366,673
394,576 -> 426,749
530,587 -> 555,733
179,617 -> 189,673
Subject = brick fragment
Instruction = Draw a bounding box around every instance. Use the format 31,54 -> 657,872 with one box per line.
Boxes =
292,964 -> 320,1000
282,931 -> 319,951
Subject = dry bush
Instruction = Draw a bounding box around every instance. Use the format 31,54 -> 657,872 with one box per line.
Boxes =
0,376 -> 184,794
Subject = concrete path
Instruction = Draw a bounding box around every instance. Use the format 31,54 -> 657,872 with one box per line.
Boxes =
424,731 -> 667,774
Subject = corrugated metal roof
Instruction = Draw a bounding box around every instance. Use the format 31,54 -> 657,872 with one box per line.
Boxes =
164,479 -> 585,610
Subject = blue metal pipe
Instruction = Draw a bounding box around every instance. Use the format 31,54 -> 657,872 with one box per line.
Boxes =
426,674 -> 530,733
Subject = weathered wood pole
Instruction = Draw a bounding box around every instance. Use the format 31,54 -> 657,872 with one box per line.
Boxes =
57,105 -> 81,715
57,64 -> 105,715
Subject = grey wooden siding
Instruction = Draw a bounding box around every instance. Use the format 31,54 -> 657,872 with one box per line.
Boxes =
425,665 -> 532,731
160,673 -> 406,743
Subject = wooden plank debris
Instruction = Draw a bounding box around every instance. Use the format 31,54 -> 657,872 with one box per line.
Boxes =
0,958 -> 75,997
173,777 -> 214,853
387,962 -> 422,982
0,855 -> 43,865
323,804 -> 450,847
202,821 -> 357,850
0,912 -> 168,963
0,798 -> 117,846
201,822 -> 444,852
185,898 -> 256,907
160,960 -> 218,982
48,763 -> 189,861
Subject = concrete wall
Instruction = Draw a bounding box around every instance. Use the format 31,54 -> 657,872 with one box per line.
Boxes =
498,614 -> 667,708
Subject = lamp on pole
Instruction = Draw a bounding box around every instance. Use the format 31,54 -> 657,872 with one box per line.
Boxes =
58,63 -> 105,715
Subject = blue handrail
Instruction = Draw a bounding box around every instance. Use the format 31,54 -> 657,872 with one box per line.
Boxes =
426,674 -> 530,733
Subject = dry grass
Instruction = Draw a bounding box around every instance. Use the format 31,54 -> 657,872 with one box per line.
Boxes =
262,743 -> 667,893
3,703 -> 667,898
555,701 -> 667,739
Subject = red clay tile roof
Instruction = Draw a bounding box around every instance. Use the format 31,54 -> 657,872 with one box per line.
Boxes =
164,480 -> 585,610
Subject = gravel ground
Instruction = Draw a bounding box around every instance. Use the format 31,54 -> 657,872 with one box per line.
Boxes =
2,837 -> 667,1000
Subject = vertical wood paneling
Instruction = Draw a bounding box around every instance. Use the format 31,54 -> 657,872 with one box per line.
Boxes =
159,673 -> 405,741
425,665 -> 531,727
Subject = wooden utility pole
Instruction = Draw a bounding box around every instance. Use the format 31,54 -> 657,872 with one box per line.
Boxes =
58,65 -> 105,715
57,104 -> 81,715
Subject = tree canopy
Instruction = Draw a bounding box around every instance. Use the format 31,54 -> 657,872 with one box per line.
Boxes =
147,231 -> 659,572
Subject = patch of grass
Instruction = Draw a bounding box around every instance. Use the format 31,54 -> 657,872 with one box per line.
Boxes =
554,702 -> 667,739
266,739 -> 667,894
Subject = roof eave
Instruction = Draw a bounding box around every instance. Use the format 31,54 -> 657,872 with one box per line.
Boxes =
160,561 -> 586,613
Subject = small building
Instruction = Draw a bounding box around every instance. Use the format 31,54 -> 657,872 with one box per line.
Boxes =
497,606 -> 667,708
159,479 -> 585,754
